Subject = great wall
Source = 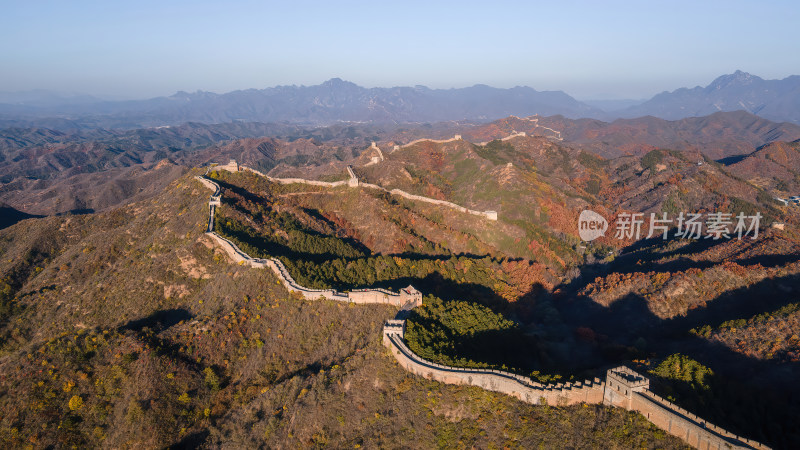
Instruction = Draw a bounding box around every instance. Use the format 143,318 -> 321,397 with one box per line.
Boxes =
213,159 -> 499,221
197,174 -> 423,308
195,132 -> 769,448
507,114 -> 563,140
384,321 -> 769,450
215,122 -> 567,221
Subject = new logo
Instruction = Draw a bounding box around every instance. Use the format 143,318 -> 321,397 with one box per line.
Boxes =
578,210 -> 608,242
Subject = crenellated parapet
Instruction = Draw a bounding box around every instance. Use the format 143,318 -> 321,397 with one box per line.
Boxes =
346,165 -> 359,187
600,366 -> 770,449
381,319 -> 769,449
382,319 -> 605,406
604,365 -> 650,409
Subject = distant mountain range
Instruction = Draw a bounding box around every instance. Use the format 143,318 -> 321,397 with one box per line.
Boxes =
541,110 -> 800,159
0,79 -> 602,129
1,71 -> 800,129
617,71 -> 800,123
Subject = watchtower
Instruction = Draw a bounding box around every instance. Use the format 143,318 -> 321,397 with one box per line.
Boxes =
400,285 -> 423,307
604,366 -> 649,409
382,319 -> 406,346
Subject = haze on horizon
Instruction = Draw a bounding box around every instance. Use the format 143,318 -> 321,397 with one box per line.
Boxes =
2,0 -> 799,101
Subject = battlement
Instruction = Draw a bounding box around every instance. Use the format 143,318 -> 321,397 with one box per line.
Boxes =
365,142 -> 386,166
380,321 -> 770,450
604,366 -> 650,410
382,319 -> 605,406
382,319 -> 406,346
500,131 -> 526,141
382,328 -> 769,450
607,366 -> 650,391
398,134 -> 464,149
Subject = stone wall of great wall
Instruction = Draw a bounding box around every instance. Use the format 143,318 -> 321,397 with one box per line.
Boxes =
195,158 -> 769,449
507,114 -> 563,140
397,134 -> 463,149
214,160 -> 498,221
212,121 -> 565,221
382,321 -> 770,449
196,174 -> 422,308
603,367 -> 770,449
476,131 -> 528,146
383,320 -> 605,406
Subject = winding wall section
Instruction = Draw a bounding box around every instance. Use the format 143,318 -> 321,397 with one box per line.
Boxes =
196,174 -> 422,308
194,169 -> 768,450
383,320 -> 769,449
217,161 -> 498,221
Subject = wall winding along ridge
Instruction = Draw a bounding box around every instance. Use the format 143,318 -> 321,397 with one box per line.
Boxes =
194,163 -> 767,449
217,160 -> 498,221
196,174 -> 422,308
383,321 -> 769,449
508,115 -> 563,140
383,320 -> 605,406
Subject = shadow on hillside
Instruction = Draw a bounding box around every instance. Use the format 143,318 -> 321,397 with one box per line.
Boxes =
120,308 -> 193,333
389,251 -> 498,262
717,154 -> 750,165
0,205 -> 43,230
410,313 -> 546,375
370,272 -> 510,308
299,206 -> 373,255
551,267 -> 800,368
118,309 -> 211,377
60,208 -> 95,215
570,235 -> 798,287
547,270 -> 800,449
212,178 -> 266,206
171,430 -> 209,450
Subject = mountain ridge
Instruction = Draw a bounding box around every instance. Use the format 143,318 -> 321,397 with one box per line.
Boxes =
5,71 -> 800,129
619,70 -> 800,124
0,79 -> 604,129
3,110 -> 800,217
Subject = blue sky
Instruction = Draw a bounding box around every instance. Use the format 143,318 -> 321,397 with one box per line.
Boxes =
2,0 -> 798,100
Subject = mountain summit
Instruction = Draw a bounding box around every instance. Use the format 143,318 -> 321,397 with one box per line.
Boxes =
706,70 -> 760,90
619,71 -> 800,124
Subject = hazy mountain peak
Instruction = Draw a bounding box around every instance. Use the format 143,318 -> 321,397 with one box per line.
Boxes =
322,77 -> 357,88
619,71 -> 800,124
0,79 -> 605,128
707,70 -> 761,90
